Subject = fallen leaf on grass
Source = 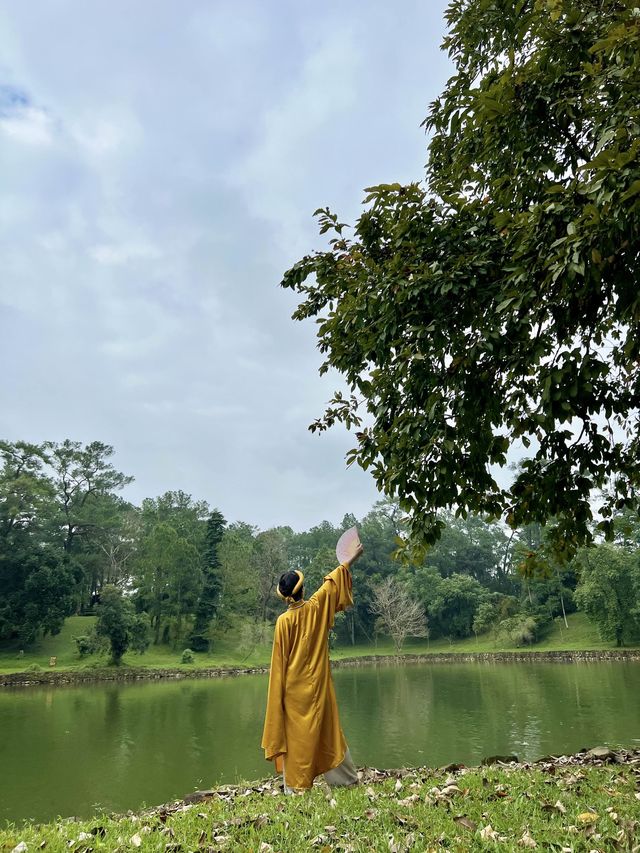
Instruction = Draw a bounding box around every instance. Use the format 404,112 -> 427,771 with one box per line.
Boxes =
542,800 -> 567,815
387,833 -> 415,853
364,808 -> 379,820
397,794 -> 420,807
393,814 -> 418,828
258,844 -> 273,853
479,825 -> 506,842
441,785 -> 461,797
577,812 -> 599,824
11,844 -> 28,853
394,779 -> 403,793
518,830 -> 537,848
561,772 -> 585,788
129,835 -> 142,848
453,815 -> 477,831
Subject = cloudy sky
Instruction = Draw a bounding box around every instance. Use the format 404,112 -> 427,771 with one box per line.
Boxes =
0,1 -> 452,531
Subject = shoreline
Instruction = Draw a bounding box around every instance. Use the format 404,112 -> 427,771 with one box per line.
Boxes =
152,744 -> 640,813
2,647 -> 640,688
3,747 -> 639,848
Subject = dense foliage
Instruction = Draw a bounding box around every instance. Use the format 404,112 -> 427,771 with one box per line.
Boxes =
2,439 -> 639,656
281,0 -> 640,554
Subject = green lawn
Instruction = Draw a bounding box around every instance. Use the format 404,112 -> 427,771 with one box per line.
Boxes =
331,611 -> 629,659
1,611 -> 636,676
0,616 -> 275,674
0,615 -> 98,672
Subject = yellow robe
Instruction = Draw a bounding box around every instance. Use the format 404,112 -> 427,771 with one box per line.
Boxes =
261,563 -> 353,790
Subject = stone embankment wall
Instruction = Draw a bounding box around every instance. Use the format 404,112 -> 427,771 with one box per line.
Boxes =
2,648 -> 639,687
331,649 -> 640,667
0,665 -> 269,688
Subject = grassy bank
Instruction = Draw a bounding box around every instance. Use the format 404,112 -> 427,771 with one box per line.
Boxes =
1,613 -> 639,678
2,751 -> 639,852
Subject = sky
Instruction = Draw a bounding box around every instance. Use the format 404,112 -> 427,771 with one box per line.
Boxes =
0,0 -> 453,531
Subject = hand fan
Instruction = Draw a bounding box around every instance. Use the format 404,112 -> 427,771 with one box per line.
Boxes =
336,526 -> 362,565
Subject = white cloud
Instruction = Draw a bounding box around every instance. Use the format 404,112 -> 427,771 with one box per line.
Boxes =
89,241 -> 163,265
70,110 -> 142,160
0,0 -> 452,531
0,104 -> 54,146
232,25 -> 363,254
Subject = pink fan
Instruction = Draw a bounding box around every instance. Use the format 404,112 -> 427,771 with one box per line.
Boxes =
336,526 -> 362,565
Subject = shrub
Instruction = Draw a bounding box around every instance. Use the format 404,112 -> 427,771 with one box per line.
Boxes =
497,615 -> 538,647
73,634 -> 97,658
181,648 -> 195,664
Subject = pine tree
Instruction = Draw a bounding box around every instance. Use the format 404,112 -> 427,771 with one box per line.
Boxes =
190,510 -> 226,652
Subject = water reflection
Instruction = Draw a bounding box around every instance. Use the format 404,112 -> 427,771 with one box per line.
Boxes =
0,661 -> 638,824
335,661 -> 640,769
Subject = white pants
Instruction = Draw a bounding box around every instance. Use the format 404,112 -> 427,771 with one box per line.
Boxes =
284,747 -> 358,794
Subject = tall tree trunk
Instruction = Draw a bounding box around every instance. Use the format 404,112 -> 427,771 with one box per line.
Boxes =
559,587 -> 568,628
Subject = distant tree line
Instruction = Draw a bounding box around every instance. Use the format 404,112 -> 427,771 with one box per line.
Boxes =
1,439 -> 639,662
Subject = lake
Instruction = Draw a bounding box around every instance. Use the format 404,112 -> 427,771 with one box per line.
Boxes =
1,660 -> 639,824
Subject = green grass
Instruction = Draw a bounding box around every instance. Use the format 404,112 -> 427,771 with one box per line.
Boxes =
1,612 -> 637,677
0,617 -> 275,675
0,616 -> 98,672
2,760 -> 639,851
331,611 -> 638,659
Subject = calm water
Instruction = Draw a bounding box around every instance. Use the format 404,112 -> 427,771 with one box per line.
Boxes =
1,661 -> 639,824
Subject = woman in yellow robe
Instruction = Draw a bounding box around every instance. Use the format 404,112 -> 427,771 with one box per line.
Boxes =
261,549 -> 363,791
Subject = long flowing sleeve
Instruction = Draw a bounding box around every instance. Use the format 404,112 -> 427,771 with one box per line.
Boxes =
309,563 -> 353,630
261,617 -> 288,770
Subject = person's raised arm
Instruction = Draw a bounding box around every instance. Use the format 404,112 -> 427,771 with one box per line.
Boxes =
309,545 -> 364,629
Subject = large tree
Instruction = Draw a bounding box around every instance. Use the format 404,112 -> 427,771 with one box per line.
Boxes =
370,576 -> 428,653
133,522 -> 202,644
282,0 -> 640,554
46,440 -> 133,555
575,544 -> 640,646
95,585 -> 150,665
189,509 -> 226,651
0,442 -> 74,644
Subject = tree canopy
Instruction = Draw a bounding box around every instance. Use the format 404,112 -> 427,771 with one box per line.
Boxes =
282,0 -> 640,554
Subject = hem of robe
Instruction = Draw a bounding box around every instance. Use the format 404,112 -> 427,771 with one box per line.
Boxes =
283,748 -> 350,791
316,747 -> 348,778
263,750 -> 285,773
